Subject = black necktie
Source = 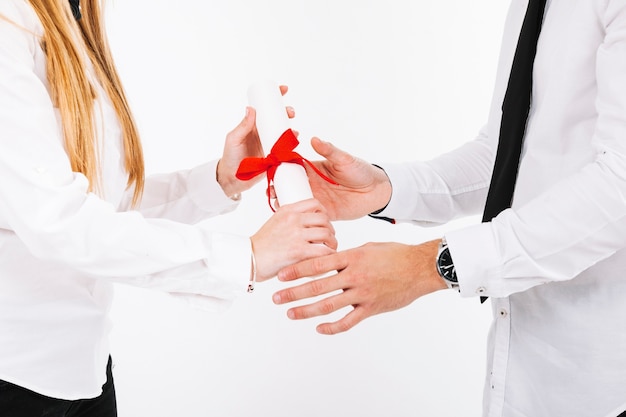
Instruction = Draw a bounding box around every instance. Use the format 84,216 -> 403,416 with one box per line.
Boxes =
480,0 -> 546,303
69,0 -> 81,20
482,0 -> 547,223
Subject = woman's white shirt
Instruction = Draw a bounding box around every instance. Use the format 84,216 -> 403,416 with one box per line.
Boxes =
0,0 -> 251,400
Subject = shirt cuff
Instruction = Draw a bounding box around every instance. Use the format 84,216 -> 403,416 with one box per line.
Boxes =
163,231 -> 253,300
444,222 -> 502,298
370,162 -> 441,226
371,163 -> 408,220
205,231 -> 253,295
187,160 -> 241,213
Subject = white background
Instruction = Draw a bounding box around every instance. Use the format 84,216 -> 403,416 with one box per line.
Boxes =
105,1 -> 509,416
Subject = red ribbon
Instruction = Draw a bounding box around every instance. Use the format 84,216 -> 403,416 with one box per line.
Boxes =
235,129 -> 337,211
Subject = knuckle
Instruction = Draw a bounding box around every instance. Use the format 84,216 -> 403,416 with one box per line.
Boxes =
334,320 -> 353,334
319,300 -> 336,315
290,308 -> 307,319
279,288 -> 295,302
308,279 -> 325,296
280,266 -> 295,281
350,272 -> 366,286
310,256 -> 328,274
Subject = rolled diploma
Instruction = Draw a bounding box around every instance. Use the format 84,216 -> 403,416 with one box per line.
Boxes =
248,81 -> 313,205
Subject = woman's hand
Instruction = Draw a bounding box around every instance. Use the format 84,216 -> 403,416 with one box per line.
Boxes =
217,86 -> 294,198
251,198 -> 337,282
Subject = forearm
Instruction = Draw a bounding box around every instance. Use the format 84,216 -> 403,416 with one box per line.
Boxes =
119,160 -> 241,223
376,138 -> 493,225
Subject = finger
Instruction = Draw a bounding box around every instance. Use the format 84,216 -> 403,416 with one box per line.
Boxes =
281,198 -> 326,214
300,223 -> 336,246
309,229 -> 338,250
286,106 -> 295,119
286,292 -> 352,321
279,85 -> 289,95
277,252 -> 347,282
316,307 -> 368,335
267,185 -> 277,199
300,212 -> 334,229
325,235 -> 339,251
303,233 -> 337,254
273,274 -> 346,305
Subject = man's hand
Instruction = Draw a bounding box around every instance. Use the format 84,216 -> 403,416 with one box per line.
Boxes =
303,138 -> 393,220
272,239 -> 448,334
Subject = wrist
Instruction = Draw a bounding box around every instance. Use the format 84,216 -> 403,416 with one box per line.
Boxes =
249,234 -> 270,282
370,164 -> 393,213
408,241 -> 449,296
435,237 -> 460,291
216,159 -> 244,199
247,242 -> 257,293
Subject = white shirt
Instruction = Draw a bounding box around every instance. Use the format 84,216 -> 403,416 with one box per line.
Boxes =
378,0 -> 626,416
0,0 -> 251,400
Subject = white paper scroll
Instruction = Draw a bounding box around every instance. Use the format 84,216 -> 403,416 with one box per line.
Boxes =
248,81 -> 313,205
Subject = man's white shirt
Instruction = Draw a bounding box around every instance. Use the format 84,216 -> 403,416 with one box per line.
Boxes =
377,0 -> 626,415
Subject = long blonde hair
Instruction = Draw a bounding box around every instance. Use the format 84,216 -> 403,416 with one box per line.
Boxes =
27,0 -> 144,205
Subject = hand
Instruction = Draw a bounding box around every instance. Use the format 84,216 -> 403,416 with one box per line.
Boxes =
251,198 -> 337,281
302,138 -> 392,220
217,86 -> 294,197
272,239 -> 448,335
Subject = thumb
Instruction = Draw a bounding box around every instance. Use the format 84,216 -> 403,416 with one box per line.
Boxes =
311,137 -> 354,165
228,107 -> 256,141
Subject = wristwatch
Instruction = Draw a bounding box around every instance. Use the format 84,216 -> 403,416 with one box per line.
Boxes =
436,237 -> 459,291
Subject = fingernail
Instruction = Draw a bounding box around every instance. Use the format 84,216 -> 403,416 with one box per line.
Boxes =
272,293 -> 281,304
287,309 -> 295,319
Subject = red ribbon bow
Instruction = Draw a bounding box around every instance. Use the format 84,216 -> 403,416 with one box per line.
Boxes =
235,129 -> 337,211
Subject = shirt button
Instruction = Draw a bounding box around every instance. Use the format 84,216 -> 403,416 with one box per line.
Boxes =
476,287 -> 486,294
499,308 -> 508,318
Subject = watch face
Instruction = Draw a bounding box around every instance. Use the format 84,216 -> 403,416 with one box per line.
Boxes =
438,247 -> 458,283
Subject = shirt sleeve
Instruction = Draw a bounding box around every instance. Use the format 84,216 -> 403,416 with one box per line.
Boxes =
375,125 -> 493,226
446,6 -> 626,297
447,4 -> 626,298
384,4 -> 626,299
118,160 -> 242,224
0,1 -> 251,307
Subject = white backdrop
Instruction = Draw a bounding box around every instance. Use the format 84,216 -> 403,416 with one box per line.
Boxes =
105,1 -> 509,416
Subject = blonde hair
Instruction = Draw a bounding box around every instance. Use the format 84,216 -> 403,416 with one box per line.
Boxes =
27,0 -> 144,205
